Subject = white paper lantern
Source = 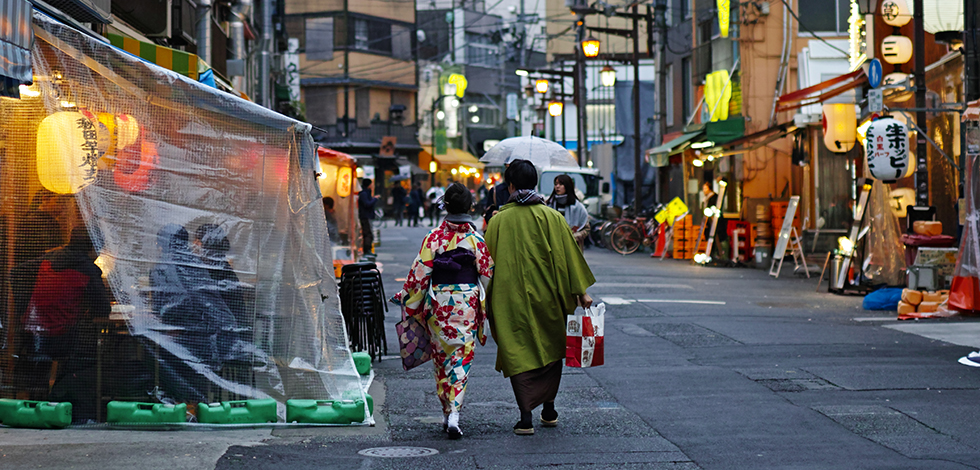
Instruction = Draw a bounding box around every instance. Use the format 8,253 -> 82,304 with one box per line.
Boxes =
865,116 -> 912,182
881,35 -> 913,65
881,0 -> 912,27
822,104 -> 856,153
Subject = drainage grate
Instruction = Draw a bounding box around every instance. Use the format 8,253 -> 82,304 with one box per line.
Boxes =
358,447 -> 440,458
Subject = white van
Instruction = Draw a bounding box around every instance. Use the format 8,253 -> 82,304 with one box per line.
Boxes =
537,166 -> 606,216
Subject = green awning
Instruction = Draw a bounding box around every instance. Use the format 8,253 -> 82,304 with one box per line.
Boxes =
645,132 -> 704,166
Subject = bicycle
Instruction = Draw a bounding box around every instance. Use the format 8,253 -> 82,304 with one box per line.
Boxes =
609,205 -> 664,255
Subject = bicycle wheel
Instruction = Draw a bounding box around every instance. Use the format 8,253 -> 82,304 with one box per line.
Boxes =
601,222 -> 618,250
611,224 -> 642,255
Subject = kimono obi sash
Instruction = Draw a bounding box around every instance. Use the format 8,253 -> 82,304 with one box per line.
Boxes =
431,247 -> 478,285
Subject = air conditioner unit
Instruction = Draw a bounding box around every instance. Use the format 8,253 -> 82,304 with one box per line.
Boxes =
45,0 -> 111,24
112,0 -> 172,38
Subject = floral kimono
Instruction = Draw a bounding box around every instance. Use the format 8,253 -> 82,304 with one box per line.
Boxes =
396,220 -> 494,415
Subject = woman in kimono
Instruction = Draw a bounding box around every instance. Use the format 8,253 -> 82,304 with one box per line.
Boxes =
394,183 -> 494,440
546,174 -> 590,250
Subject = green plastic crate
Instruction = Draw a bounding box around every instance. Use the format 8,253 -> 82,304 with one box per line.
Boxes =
106,401 -> 187,424
198,399 -> 278,424
0,399 -> 72,429
285,399 -> 367,424
352,352 -> 372,375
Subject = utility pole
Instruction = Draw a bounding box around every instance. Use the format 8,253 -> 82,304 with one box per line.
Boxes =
632,4 -> 641,209
573,7 -> 589,166
518,0 -> 526,67
912,0 -> 928,206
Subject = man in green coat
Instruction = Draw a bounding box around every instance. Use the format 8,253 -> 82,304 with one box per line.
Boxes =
485,159 -> 596,435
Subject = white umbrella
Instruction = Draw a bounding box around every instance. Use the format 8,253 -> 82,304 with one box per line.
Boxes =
480,136 -> 579,168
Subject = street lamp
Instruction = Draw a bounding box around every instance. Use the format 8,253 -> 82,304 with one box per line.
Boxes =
581,36 -> 600,58
436,110 -> 445,120
600,65 -> 617,87
548,100 -> 564,117
535,79 -> 549,94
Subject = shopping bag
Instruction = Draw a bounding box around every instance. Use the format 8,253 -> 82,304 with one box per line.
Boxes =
565,303 -> 605,367
395,306 -> 432,371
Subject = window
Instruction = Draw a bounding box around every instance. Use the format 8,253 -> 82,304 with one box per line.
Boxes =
666,64 -> 674,127
682,0 -> 692,19
349,17 -> 393,54
306,18 -> 334,61
681,58 -> 692,122
797,0 -> 849,35
354,19 -> 369,49
465,33 -> 499,67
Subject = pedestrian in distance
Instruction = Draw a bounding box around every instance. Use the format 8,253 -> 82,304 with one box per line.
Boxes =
426,183 -> 446,227
484,159 -> 595,435
546,174 -> 590,250
322,196 -> 340,243
393,182 -> 494,440
481,172 -> 511,229
358,178 -> 380,255
392,182 -> 408,227
408,182 -> 424,227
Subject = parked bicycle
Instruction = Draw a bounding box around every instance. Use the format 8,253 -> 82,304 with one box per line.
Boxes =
608,204 -> 664,255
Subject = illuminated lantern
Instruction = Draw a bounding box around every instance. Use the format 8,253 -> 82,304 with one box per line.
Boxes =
881,35 -> 913,65
535,79 -> 549,94
888,187 -> 916,217
581,36 -> 600,58
115,114 -> 140,150
821,103 -> 856,153
881,0 -> 911,27
548,100 -> 563,117
113,137 -> 158,192
336,166 -> 353,198
79,109 -> 110,157
600,65 -> 616,87
36,112 -> 100,194
865,116 -> 911,182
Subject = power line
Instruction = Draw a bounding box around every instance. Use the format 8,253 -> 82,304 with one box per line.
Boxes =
778,0 -> 849,57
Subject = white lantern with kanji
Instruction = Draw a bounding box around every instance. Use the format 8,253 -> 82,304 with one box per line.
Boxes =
865,116 -> 912,182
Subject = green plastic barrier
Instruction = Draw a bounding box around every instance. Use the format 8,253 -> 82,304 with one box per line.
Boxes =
341,390 -> 374,415
106,401 -> 187,424
285,399 -> 367,424
352,352 -> 372,375
198,399 -> 278,424
0,399 -> 72,429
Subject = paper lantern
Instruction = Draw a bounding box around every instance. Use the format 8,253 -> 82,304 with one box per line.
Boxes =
535,79 -> 549,94
881,36 -> 913,65
336,166 -> 353,198
865,116 -> 912,182
548,100 -> 563,117
881,0 -> 911,27
821,104 -> 856,153
113,137 -> 158,192
115,114 -> 140,150
78,109 -> 110,157
36,112 -> 100,194
888,187 -> 916,217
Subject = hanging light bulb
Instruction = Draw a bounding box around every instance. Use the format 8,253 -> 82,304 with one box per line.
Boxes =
600,65 -> 617,87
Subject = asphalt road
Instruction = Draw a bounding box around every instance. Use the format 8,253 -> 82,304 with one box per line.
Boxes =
4,219 -> 980,469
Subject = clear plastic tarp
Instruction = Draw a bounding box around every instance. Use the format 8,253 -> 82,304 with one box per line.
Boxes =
862,179 -> 907,286
0,12 -> 367,424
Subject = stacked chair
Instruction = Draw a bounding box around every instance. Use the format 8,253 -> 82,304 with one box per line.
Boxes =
339,263 -> 388,360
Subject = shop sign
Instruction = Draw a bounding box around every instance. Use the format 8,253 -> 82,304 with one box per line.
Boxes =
865,116 -> 912,182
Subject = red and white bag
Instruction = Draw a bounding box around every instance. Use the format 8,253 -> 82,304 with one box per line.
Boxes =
565,303 -> 605,367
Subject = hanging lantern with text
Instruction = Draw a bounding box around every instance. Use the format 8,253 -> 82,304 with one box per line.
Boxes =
336,166 -> 353,198
881,35 -> 913,64
865,116 -> 912,182
36,112 -> 100,194
881,0 -> 911,27
821,103 -> 856,153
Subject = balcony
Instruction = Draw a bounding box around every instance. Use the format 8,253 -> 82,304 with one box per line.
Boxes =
312,120 -> 420,151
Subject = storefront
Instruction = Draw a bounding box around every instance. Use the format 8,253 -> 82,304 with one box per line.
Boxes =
0,11 -> 366,423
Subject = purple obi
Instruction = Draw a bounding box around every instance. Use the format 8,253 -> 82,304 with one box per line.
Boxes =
431,247 -> 479,285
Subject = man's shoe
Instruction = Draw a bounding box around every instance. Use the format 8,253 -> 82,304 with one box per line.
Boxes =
513,420 -> 534,435
540,409 -> 558,427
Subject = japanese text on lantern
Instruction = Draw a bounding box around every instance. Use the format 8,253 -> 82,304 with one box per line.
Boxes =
76,118 -> 99,183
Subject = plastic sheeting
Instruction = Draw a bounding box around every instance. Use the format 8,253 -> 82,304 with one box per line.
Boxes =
862,179 -> 907,286
0,12 -> 367,424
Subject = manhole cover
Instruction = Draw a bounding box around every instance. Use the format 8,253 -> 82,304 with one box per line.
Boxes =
358,447 -> 440,458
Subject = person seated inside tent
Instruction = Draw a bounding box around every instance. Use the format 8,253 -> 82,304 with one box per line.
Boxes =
9,226 -> 110,417
192,223 -> 252,328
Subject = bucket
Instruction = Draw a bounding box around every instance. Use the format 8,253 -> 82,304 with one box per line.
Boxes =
829,254 -> 843,289
754,238 -> 773,269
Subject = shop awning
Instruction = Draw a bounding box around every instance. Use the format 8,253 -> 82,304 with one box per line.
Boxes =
645,132 -> 704,165
0,0 -> 33,97
107,33 -> 200,80
420,146 -> 485,169
776,69 -> 867,113
704,121 -> 799,157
